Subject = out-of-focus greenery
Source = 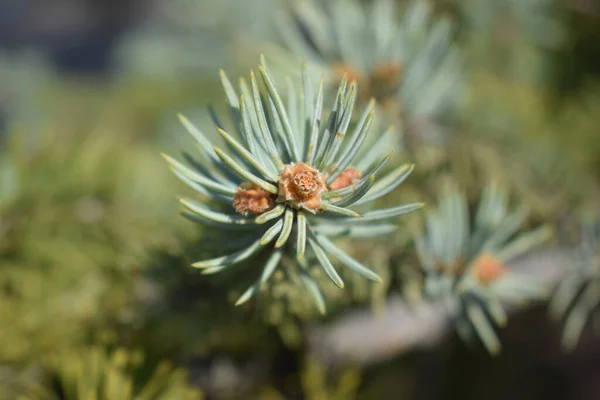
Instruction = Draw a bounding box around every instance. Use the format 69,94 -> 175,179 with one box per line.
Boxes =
0,346 -> 205,399
549,216 -> 600,351
112,0 -> 278,81
0,50 -> 56,133
259,356 -> 361,400
0,125 -> 187,362
43,346 -> 204,400
409,183 -> 553,355
1,0 -> 600,398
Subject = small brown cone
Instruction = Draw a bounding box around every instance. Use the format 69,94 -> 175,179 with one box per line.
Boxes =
328,168 -> 363,191
472,253 -> 508,284
233,183 -> 276,216
277,163 -> 327,213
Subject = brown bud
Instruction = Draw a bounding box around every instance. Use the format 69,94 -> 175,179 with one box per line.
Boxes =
369,62 -> 403,107
332,63 -> 371,103
434,259 -> 466,276
332,63 -> 364,86
332,62 -> 404,108
371,62 -> 403,88
277,163 -> 327,213
233,183 -> 276,216
328,168 -> 362,191
472,253 -> 508,284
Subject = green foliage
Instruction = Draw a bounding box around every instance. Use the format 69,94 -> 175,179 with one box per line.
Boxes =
163,56 -> 421,313
259,238 -> 395,347
270,0 -> 464,122
0,128 -> 184,362
43,346 -> 203,400
130,236 -> 279,358
0,49 -> 55,131
0,365 -> 53,400
464,82 -> 600,221
410,184 -> 554,354
112,0 -> 277,81
549,217 -> 600,351
260,355 -> 361,400
458,0 -> 566,84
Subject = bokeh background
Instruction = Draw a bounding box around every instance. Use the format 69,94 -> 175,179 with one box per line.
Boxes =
1,0 -> 600,399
